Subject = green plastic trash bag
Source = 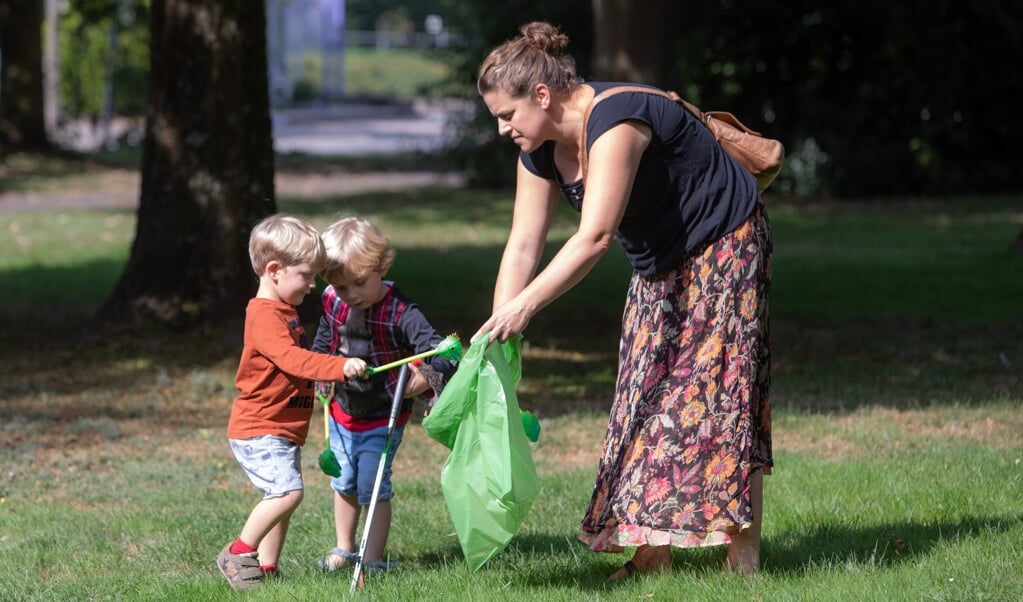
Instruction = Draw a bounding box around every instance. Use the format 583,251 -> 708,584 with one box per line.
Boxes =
422,336 -> 539,572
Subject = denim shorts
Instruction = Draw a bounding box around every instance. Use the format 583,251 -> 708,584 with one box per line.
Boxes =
229,435 -> 303,499
329,420 -> 405,505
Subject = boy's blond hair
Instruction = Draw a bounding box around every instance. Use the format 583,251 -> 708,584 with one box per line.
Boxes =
320,216 -> 397,284
248,214 -> 327,275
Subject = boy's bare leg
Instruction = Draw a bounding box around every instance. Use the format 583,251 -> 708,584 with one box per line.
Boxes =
238,489 -> 303,567
317,493 -> 366,569
317,492 -> 361,570
334,492 -> 361,553
362,499 -> 391,562
257,516 -> 289,567
724,470 -> 763,576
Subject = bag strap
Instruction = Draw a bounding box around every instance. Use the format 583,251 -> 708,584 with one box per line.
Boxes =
580,85 -> 762,181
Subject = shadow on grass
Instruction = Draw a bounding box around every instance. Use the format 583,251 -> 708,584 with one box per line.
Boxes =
430,513 -> 1021,591
765,514 -> 1023,574
2,191 -> 1021,430
0,282 -> 1020,437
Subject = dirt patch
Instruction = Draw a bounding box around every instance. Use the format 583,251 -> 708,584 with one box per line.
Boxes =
779,405 -> 1023,462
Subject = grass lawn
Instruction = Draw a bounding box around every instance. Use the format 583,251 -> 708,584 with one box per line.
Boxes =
0,155 -> 1021,601
285,47 -> 455,101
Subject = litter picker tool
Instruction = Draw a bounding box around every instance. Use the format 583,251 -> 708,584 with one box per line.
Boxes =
350,363 -> 410,593
316,385 -> 342,477
364,335 -> 461,375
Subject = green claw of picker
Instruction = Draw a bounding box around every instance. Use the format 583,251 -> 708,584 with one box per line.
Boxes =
521,410 -> 540,442
434,335 -> 463,361
319,448 -> 342,477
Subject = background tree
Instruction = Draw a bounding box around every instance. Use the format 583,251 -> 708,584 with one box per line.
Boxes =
443,0 -> 1021,198
99,0 -> 275,328
0,0 -> 49,153
442,0 -> 592,188
591,0 -> 677,87
674,0 -> 1023,197
60,0 -> 150,120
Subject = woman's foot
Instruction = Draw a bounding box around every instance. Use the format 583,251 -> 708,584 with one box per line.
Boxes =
607,544 -> 671,582
724,470 -> 763,576
723,536 -> 760,576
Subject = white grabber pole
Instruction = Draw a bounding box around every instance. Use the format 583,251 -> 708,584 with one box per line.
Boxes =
350,363 -> 410,594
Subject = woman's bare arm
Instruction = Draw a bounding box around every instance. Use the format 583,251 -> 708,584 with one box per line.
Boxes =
477,121 -> 652,342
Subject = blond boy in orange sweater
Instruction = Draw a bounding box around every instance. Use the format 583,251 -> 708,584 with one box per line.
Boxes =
217,214 -> 367,590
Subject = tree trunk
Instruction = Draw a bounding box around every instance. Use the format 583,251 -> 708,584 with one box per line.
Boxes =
0,0 -> 49,152
591,0 -> 675,88
100,19 -> 120,148
43,0 -> 59,139
99,0 -> 276,329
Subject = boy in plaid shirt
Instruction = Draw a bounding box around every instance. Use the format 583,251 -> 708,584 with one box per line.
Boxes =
312,216 -> 456,573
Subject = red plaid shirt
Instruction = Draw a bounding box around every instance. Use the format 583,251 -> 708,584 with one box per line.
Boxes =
312,282 -> 454,431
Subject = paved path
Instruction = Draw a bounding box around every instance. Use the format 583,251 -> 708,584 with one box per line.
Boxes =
1,100 -> 467,213
53,99 -> 462,157
272,99 -> 458,155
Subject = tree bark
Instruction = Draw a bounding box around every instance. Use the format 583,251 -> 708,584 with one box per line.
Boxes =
99,0 -> 276,328
591,0 -> 675,88
0,0 -> 49,152
43,0 -> 59,139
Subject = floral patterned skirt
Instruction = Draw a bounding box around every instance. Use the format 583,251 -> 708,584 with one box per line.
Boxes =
580,204 -> 773,552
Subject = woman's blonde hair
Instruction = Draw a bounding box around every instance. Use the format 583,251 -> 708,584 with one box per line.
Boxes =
248,214 -> 326,275
477,21 -> 580,98
319,216 -> 397,284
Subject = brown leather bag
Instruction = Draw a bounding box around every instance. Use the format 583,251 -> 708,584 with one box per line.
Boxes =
582,85 -> 784,192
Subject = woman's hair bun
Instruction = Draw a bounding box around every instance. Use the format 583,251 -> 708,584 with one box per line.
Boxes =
519,21 -> 570,54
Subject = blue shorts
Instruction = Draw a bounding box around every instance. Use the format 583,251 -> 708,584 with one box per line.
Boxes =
229,435 -> 303,499
328,420 -> 404,505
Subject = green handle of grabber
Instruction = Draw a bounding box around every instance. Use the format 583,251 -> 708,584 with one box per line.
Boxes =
521,410 -> 540,442
365,335 -> 462,375
365,352 -> 429,375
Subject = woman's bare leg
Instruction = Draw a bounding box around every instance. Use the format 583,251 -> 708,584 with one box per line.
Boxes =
724,470 -> 762,576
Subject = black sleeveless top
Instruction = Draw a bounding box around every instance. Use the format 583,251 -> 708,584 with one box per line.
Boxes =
520,82 -> 759,277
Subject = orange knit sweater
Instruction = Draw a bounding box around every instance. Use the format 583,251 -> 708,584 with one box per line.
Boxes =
228,298 -> 351,445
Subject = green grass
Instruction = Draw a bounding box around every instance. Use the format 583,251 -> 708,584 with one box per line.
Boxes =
345,48 -> 453,100
2,413 -> 1019,601
286,47 -> 453,101
770,198 -> 1023,320
0,161 -> 1021,601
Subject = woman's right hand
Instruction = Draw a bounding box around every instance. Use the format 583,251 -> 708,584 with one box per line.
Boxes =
472,298 -> 534,343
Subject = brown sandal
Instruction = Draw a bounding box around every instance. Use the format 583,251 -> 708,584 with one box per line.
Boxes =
216,544 -> 263,590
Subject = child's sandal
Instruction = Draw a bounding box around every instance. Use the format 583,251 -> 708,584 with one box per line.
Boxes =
316,547 -> 358,572
363,560 -> 399,572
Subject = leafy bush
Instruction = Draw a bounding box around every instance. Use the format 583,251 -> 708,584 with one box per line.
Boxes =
59,3 -> 149,117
